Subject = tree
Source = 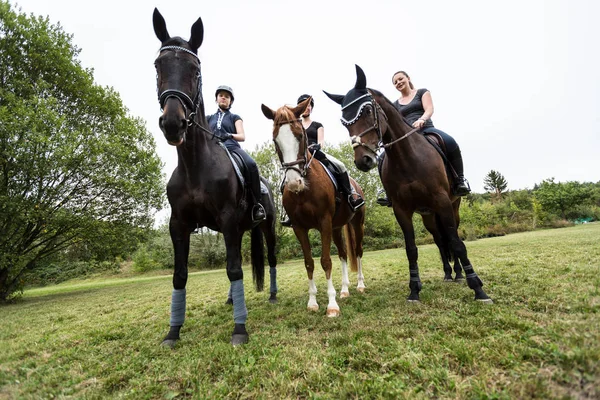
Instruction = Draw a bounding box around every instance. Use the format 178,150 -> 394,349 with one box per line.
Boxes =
534,178 -> 591,220
483,170 -> 508,197
0,2 -> 165,301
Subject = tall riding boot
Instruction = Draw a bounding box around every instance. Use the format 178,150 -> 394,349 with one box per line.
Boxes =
338,171 -> 364,211
250,176 -> 266,223
448,148 -> 471,196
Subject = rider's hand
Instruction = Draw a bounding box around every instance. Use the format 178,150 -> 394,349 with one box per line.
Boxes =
220,133 -> 233,141
412,119 -> 425,129
310,143 -> 321,152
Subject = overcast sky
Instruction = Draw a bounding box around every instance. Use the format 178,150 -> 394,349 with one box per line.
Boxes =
11,0 -> 600,200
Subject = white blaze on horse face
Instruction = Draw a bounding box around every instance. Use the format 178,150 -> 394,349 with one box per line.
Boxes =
276,125 -> 305,193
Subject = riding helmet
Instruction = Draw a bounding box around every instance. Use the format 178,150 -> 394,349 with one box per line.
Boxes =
297,94 -> 314,108
215,85 -> 235,104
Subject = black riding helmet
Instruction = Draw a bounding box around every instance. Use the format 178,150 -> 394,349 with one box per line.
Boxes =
215,85 -> 235,104
297,94 -> 314,108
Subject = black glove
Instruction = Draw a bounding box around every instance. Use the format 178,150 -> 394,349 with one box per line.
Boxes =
219,133 -> 233,141
309,143 -> 321,152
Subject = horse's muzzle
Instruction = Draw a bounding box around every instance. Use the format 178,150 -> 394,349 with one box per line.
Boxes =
355,155 -> 376,172
159,115 -> 187,146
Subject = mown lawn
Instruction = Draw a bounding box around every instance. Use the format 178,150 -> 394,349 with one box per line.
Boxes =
1,223 -> 599,399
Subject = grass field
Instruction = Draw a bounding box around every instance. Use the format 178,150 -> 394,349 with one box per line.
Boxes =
1,223 -> 599,399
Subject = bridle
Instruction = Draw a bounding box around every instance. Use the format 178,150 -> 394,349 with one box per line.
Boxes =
156,45 -> 210,133
341,93 -> 419,155
273,117 -> 315,177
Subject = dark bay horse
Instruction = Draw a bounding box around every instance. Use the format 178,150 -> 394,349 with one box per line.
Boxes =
325,65 -> 492,303
261,98 -> 366,316
152,8 -> 278,346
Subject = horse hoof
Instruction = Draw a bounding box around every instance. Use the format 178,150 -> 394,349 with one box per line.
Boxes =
224,298 -> 233,306
269,298 -> 278,304
476,298 -> 494,304
454,277 -> 465,283
307,305 -> 319,312
326,308 -> 340,317
231,333 -> 249,346
357,287 -> 365,294
443,278 -> 454,282
406,299 -> 421,304
161,339 -> 177,349
340,291 -> 350,298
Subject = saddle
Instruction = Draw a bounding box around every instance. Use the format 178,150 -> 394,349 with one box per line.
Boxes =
423,133 -> 458,183
218,142 -> 269,195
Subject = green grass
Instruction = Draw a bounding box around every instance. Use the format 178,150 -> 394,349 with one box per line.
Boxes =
1,224 -> 599,399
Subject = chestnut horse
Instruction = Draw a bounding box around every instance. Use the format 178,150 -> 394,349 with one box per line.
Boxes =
261,98 -> 366,316
325,65 -> 492,303
153,9 -> 278,346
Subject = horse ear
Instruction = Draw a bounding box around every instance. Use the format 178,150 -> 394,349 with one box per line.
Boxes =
292,97 -> 311,118
323,90 -> 344,106
153,8 -> 170,43
261,104 -> 275,120
355,64 -> 367,89
188,17 -> 204,51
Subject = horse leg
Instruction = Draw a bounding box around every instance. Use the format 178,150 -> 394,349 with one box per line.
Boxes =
437,207 -> 492,303
293,227 -> 319,312
332,227 -> 350,298
320,222 -> 340,317
452,198 -> 465,282
422,214 -> 453,281
394,208 -> 421,302
223,229 -> 250,345
261,219 -> 278,303
162,219 -> 192,348
352,211 -> 366,293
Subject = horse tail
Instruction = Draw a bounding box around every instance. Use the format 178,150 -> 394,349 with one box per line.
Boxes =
344,224 -> 358,273
435,213 -> 454,263
250,225 -> 265,291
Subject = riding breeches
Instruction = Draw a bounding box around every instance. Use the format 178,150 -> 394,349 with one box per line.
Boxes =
311,150 -> 347,174
421,127 -> 459,154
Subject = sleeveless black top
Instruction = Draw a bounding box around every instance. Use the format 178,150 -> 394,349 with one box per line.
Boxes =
304,121 -> 323,146
393,88 -> 434,129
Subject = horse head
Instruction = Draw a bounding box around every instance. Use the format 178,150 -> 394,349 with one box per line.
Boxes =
153,8 -> 204,146
324,65 -> 387,172
261,98 -> 312,193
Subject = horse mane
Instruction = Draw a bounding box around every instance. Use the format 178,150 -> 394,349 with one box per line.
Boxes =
272,106 -> 296,126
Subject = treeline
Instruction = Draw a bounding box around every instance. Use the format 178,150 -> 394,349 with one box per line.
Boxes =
29,142 -> 599,287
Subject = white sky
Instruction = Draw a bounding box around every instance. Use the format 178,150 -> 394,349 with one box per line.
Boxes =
11,0 -> 600,198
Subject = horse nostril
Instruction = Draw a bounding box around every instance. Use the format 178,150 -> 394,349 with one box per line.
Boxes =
159,116 -> 164,130
180,118 -> 188,130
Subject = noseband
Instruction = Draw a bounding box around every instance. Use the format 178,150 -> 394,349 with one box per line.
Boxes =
156,45 -> 204,128
273,118 -> 314,177
341,93 -> 419,155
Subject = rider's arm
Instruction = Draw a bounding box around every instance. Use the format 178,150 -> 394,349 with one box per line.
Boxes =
317,126 -> 325,145
232,119 -> 246,142
414,90 -> 434,129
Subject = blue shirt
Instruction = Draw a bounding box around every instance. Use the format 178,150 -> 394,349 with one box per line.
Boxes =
207,109 -> 242,149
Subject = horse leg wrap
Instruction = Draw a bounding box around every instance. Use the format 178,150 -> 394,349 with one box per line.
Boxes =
231,279 -> 248,324
269,267 -> 278,294
409,272 -> 422,291
463,266 -> 483,289
170,288 -> 186,327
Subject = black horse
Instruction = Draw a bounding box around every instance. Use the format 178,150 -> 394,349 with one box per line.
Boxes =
325,65 -> 492,304
153,8 -> 278,346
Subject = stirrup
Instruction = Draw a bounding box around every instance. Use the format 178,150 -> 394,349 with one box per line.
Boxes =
376,188 -> 391,207
453,178 -> 471,197
252,204 -> 266,222
348,195 -> 365,211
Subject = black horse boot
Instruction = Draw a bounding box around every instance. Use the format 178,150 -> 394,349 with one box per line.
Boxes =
338,171 -> 364,211
448,148 -> 471,196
